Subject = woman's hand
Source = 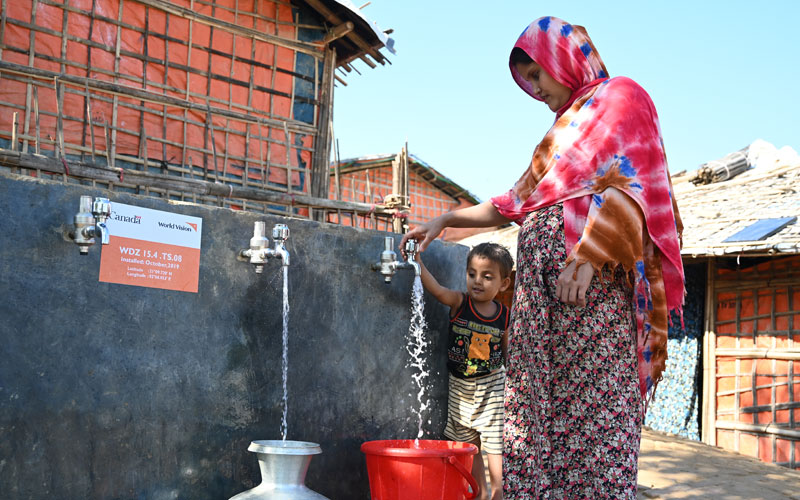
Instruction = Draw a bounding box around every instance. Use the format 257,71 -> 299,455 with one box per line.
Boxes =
556,260 -> 595,307
400,216 -> 446,254
399,202 -> 511,255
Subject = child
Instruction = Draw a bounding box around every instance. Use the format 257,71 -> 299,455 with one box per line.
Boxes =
418,242 -> 512,500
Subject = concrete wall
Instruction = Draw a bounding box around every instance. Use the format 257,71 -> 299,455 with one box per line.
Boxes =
0,172 -> 468,499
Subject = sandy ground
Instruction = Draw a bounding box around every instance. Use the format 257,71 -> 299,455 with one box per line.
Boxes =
479,427 -> 800,499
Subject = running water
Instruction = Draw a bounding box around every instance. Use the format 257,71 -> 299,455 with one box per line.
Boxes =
406,276 -> 431,443
280,265 -> 290,441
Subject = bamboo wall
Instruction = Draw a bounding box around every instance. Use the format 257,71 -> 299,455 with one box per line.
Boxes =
0,0 -> 390,222
712,255 -> 800,469
328,165 -> 475,234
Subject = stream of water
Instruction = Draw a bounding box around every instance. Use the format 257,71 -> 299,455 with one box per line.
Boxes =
407,276 -> 431,442
281,265 -> 289,441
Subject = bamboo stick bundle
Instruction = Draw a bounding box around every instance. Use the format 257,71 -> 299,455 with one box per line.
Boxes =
690,148 -> 750,185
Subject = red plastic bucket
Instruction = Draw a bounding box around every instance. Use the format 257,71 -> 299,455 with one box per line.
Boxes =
361,439 -> 479,500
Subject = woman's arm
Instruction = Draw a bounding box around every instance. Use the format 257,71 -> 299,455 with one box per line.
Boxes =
400,201 -> 512,252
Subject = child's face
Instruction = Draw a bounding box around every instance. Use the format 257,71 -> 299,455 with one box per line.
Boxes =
466,256 -> 510,304
514,60 -> 571,112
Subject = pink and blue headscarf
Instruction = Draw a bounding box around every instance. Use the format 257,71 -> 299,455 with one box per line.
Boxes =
492,16 -> 685,405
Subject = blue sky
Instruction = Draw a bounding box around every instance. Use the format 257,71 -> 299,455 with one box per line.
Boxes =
331,1 -> 800,202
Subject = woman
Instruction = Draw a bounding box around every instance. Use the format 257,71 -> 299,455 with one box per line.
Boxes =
401,16 -> 684,499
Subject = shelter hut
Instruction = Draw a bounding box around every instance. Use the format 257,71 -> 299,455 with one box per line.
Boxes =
328,150 -> 491,240
456,139 -> 800,470
0,0 -> 402,224
673,139 -> 800,469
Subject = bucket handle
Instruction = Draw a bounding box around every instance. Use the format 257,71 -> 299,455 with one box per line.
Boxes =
447,455 -> 480,500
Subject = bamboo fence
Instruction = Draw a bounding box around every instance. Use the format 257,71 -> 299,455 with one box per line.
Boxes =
0,0 -> 399,226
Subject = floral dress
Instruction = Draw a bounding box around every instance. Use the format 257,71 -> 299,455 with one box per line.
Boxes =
504,204 -> 642,499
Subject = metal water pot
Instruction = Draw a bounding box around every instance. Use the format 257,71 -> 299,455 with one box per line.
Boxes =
229,440 -> 329,500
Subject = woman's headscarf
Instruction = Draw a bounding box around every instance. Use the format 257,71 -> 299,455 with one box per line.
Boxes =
491,16 -> 685,407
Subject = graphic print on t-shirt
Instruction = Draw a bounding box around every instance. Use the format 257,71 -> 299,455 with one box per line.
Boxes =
448,295 -> 509,378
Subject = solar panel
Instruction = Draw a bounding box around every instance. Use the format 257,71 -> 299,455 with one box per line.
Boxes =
722,217 -> 798,242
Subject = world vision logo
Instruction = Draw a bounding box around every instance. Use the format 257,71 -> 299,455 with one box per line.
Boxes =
186,222 -> 198,231
157,220 -> 193,232
110,211 -> 142,224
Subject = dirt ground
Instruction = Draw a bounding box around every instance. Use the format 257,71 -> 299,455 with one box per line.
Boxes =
479,427 -> 800,499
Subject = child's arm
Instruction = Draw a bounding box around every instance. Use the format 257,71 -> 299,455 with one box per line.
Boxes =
501,330 -> 509,364
418,257 -> 463,312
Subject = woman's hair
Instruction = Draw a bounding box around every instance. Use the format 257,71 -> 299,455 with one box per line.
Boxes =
510,47 -> 533,67
468,242 -> 514,279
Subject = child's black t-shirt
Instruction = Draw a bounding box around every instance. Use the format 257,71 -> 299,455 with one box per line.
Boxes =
447,293 -> 509,378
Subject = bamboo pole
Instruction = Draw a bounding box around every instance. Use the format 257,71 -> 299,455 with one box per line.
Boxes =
0,61 -> 318,135
80,0 -> 96,161
6,123 -> 306,184
137,0 -> 322,56
108,0 -> 124,176
310,47 -> 335,202
0,0 -> 6,65
702,260 -> 717,446
21,0 -> 40,155
714,420 -> 800,440
714,348 -> 800,360
181,0 -> 196,178
283,121 -> 292,196
0,148 -> 395,216
33,87 -> 41,156
334,135 -> 340,200
301,0 -> 385,64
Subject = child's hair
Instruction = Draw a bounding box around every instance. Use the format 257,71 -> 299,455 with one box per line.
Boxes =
467,243 -> 514,279
510,47 -> 534,66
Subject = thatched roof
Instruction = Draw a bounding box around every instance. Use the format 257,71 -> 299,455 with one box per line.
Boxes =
675,139 -> 799,257
456,140 -> 800,261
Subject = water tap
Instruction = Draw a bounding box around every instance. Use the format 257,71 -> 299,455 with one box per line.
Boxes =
70,195 -> 111,255
403,238 -> 421,276
240,222 -> 290,273
371,236 -> 420,284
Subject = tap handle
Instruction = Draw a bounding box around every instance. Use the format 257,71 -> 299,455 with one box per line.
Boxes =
79,195 -> 93,214
92,197 -> 111,222
272,223 -> 289,243
404,238 -> 418,260
383,236 -> 394,252
249,221 -> 269,252
253,221 -> 267,238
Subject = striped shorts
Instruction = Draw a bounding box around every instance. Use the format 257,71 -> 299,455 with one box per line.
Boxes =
443,368 -> 504,455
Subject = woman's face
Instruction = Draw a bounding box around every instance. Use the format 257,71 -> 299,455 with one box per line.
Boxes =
514,60 -> 572,112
